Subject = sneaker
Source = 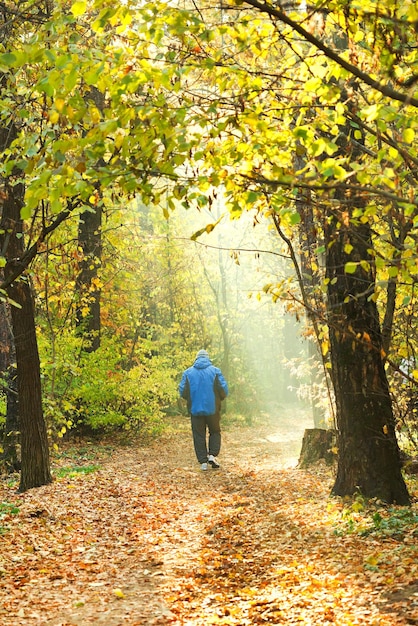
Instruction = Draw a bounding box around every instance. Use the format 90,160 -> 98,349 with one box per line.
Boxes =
208,455 -> 220,469
200,462 -> 209,471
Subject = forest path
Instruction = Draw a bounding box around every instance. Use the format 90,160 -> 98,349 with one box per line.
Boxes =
0,412 -> 416,625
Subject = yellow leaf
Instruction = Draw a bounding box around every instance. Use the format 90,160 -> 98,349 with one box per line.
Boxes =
113,588 -> 125,598
90,107 -> 101,124
49,110 -> 60,124
54,97 -> 66,112
91,277 -> 103,289
114,131 -> 125,149
383,424 -> 388,435
404,128 -> 415,144
71,1 -> 87,16
66,105 -> 76,121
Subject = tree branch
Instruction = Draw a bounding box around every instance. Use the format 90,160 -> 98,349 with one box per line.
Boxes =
0,201 -> 80,291
238,0 -> 418,108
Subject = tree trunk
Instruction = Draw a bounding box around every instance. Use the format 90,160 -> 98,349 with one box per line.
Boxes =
75,86 -> 104,353
0,300 -> 20,472
325,213 -> 409,504
0,178 -> 52,491
3,363 -> 19,472
75,204 -> 102,352
8,276 -> 52,491
317,66 -> 410,504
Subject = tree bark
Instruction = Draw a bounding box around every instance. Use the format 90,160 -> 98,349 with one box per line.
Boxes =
75,86 -> 105,353
0,300 -> 20,472
8,275 -> 52,491
325,213 -> 409,504
0,178 -> 52,491
75,204 -> 102,352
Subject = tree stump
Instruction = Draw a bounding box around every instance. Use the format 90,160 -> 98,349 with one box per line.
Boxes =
298,428 -> 337,468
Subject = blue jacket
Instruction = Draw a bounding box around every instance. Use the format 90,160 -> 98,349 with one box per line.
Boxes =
179,355 -> 228,416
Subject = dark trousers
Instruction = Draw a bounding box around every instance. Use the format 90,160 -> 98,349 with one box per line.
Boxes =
191,413 -> 221,464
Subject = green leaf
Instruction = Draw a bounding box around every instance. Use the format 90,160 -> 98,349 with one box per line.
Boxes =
387,266 -> 398,278
293,127 -> 310,141
20,203 -> 32,220
64,68 -> 78,92
345,262 -> 358,274
0,53 -> 17,68
36,76 -> 55,97
247,190 -> 259,204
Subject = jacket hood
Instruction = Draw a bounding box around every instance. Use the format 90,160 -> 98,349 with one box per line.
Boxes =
193,355 -> 212,369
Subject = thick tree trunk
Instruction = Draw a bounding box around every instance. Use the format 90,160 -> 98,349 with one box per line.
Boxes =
0,179 -> 52,491
8,277 -> 52,491
317,75 -> 410,505
326,216 -> 409,504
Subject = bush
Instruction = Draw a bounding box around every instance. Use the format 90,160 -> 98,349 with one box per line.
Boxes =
39,331 -> 179,438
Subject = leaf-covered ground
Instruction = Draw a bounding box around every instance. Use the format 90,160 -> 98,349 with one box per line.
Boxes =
0,413 -> 417,625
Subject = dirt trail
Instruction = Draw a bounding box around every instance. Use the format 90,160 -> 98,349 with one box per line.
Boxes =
0,413 -> 416,625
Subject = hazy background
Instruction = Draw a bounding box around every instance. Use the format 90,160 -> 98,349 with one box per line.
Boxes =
173,200 -> 317,441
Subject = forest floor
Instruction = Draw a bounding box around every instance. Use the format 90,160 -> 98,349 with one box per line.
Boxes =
0,410 -> 417,626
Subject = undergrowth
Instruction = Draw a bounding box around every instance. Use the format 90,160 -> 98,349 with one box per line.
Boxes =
330,475 -> 418,541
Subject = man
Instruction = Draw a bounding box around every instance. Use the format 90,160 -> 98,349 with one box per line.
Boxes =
179,350 -> 228,471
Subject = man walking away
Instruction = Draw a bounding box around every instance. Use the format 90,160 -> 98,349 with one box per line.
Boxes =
179,350 -> 228,471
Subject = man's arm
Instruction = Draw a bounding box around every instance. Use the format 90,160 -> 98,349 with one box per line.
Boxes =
179,373 -> 191,413
215,371 -> 228,400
